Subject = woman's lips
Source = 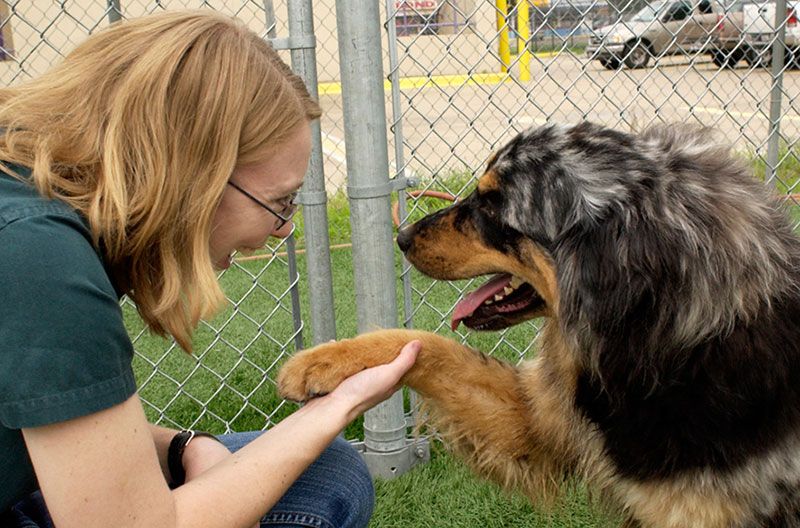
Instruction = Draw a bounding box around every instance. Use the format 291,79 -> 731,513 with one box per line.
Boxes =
216,253 -> 233,270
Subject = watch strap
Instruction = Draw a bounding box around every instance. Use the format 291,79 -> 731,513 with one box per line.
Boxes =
167,430 -> 221,488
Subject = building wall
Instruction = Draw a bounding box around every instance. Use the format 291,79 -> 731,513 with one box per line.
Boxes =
0,1 -> 508,85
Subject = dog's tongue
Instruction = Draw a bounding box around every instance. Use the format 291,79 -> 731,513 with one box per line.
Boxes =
451,273 -> 512,331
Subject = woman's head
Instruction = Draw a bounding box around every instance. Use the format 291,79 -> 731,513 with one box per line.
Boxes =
210,121 -> 311,270
0,10 -> 321,351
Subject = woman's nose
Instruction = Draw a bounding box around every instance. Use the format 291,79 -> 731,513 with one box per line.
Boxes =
271,219 -> 294,239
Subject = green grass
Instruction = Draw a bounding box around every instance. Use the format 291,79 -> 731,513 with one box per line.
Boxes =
747,145 -> 800,225
530,43 -> 588,56
749,144 -> 800,194
372,451 -> 621,528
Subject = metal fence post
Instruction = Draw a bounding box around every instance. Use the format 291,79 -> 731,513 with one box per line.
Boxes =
285,0 -> 337,346
766,0 -> 787,187
264,1 -> 278,39
107,0 -> 121,23
262,3 -> 304,353
335,0 -> 428,479
385,0 -> 428,433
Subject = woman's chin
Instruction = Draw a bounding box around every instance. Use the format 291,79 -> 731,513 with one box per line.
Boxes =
214,253 -> 232,270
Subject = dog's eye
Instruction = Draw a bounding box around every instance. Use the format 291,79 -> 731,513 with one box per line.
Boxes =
479,191 -> 503,217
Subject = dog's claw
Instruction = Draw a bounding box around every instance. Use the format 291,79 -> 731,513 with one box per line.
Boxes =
277,341 -> 358,405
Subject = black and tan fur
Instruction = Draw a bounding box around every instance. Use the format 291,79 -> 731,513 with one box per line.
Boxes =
278,122 -> 800,527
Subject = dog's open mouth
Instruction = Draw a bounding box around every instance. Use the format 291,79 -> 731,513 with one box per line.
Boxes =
451,273 -> 545,331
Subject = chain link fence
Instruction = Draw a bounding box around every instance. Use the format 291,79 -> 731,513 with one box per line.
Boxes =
2,0 -> 797,475
388,0 -> 799,370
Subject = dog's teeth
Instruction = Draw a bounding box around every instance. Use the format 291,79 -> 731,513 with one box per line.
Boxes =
485,298 -> 494,305
509,277 -> 523,288
503,286 -> 514,295
494,294 -> 504,301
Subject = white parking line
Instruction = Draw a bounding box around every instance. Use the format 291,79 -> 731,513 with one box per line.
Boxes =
691,105 -> 800,123
320,131 -> 348,167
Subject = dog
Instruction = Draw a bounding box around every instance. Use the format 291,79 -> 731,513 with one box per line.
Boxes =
278,122 -> 800,527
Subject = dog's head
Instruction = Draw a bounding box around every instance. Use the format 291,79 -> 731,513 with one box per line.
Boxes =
399,122 -> 799,373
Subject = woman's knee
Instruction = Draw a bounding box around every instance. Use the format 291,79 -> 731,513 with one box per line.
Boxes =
262,436 -> 374,528
314,437 -> 374,528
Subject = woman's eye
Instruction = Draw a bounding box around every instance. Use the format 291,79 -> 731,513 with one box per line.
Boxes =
282,193 -> 298,208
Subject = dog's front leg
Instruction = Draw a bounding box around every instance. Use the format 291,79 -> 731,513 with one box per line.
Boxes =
277,329 -> 522,417
278,329 -> 569,500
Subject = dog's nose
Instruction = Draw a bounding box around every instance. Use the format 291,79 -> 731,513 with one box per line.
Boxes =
396,225 -> 415,253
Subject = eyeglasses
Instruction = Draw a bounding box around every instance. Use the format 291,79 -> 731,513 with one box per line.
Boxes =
227,181 -> 298,231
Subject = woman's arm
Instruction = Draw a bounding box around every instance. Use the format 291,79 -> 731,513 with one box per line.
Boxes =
21,340 -> 419,528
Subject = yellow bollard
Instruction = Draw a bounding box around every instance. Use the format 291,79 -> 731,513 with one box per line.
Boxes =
517,0 -> 531,81
496,0 -> 511,73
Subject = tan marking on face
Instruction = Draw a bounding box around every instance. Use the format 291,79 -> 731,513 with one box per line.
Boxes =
498,240 -> 560,316
477,169 -> 501,193
486,149 -> 501,169
403,208 -> 489,278
405,208 -> 557,317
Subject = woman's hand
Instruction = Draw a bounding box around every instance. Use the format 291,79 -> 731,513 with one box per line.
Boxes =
308,340 -> 421,421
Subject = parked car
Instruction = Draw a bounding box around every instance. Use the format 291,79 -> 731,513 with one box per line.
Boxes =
740,0 -> 800,67
586,0 -> 723,68
699,0 -> 799,68
709,0 -> 751,67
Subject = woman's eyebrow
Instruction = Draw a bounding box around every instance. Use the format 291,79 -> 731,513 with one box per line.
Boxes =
281,186 -> 302,199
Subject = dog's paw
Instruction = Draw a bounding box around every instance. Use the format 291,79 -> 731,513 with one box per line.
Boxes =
277,341 -> 360,402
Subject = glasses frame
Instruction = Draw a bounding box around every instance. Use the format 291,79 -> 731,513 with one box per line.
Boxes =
227,180 -> 297,231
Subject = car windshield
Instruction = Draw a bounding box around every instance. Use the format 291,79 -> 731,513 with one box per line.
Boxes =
630,0 -> 668,21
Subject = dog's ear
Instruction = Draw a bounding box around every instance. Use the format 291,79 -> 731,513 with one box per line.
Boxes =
555,210 -> 687,390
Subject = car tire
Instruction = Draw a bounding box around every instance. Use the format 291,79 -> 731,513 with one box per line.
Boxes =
623,40 -> 651,69
600,57 -> 622,69
785,49 -> 800,69
711,47 -> 744,68
746,46 -> 771,68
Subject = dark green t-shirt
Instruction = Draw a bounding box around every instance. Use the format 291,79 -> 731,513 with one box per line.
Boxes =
0,166 -> 137,511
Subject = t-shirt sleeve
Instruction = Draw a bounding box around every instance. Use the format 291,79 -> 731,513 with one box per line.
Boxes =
0,211 -> 137,428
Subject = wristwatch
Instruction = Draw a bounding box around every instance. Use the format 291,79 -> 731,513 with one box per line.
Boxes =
167,430 -> 221,488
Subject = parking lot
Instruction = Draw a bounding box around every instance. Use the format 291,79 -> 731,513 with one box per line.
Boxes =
317,52 -> 799,192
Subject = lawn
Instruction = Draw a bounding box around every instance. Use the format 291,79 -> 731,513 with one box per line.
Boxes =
125,149 -> 798,527
127,243 -> 619,527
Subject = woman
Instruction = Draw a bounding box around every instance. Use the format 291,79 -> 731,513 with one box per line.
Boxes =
0,10 -> 419,528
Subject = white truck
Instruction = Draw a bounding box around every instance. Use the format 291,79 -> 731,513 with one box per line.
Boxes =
741,0 -> 799,66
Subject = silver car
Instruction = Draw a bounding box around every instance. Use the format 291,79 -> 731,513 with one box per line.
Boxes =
586,0 -> 722,68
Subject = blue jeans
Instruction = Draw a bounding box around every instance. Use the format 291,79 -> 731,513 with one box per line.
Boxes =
4,434 -> 374,528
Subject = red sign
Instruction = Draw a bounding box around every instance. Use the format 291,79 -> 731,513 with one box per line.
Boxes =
395,1 -> 440,14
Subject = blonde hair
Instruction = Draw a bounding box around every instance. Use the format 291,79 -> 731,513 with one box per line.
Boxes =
0,10 -> 322,351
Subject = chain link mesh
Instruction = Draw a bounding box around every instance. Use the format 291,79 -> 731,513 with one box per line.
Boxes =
3,0 -> 796,434
389,0 -> 799,365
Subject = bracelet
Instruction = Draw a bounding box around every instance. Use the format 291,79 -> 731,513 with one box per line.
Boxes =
167,430 -> 222,488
